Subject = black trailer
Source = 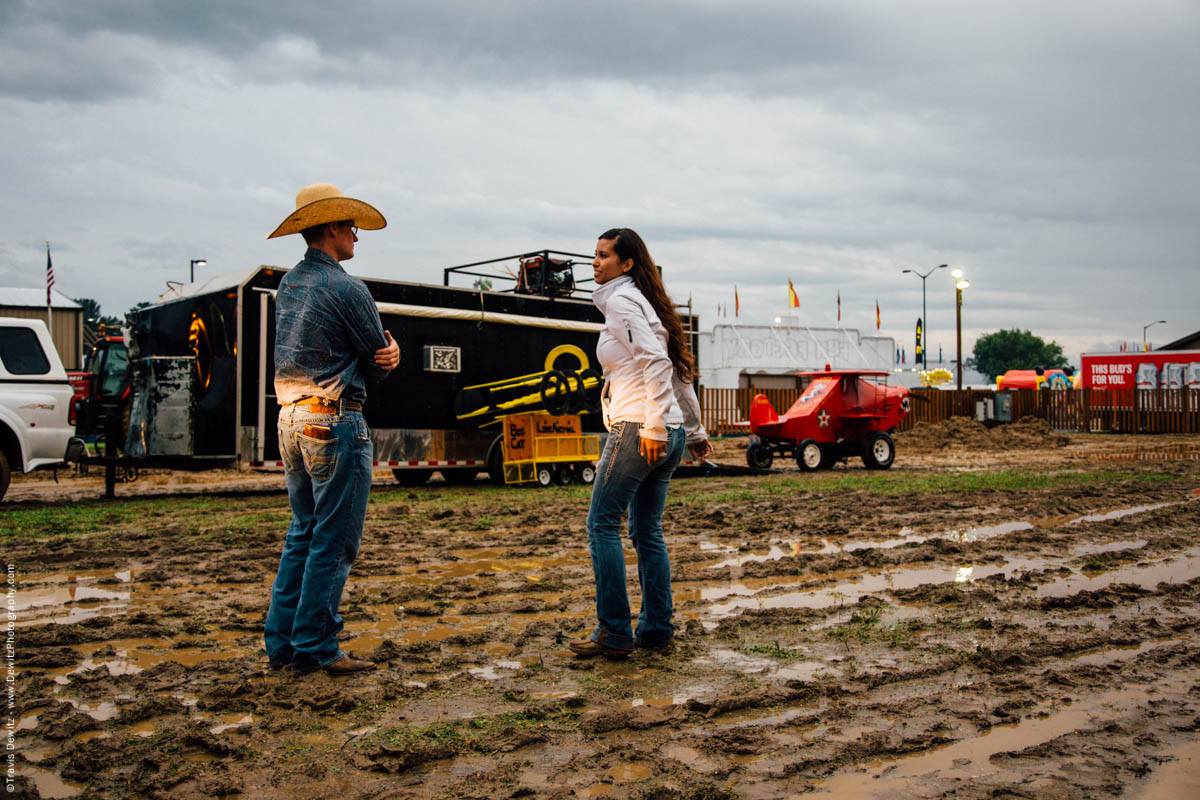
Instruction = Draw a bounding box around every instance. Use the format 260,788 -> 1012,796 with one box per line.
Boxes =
116,251 -> 640,488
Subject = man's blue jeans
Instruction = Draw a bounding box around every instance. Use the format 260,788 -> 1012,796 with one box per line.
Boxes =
586,422 -> 686,650
264,404 -> 373,671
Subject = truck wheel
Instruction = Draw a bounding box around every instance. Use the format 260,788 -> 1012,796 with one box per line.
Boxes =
393,468 -> 433,487
746,443 -> 774,469
861,432 -> 895,470
797,439 -> 823,472
0,450 -> 9,503
576,463 -> 596,484
536,465 -> 553,487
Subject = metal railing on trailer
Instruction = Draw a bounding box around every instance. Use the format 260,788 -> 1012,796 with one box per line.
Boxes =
443,250 -> 596,297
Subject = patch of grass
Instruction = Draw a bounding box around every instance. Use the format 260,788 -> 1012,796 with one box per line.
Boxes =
351,699 -> 395,718
1081,552 -> 1124,572
826,605 -> 886,643
382,721 -> 464,748
471,707 -> 548,731
276,736 -> 335,764
934,613 -> 992,632
1,493 -> 277,541
672,468 -> 1179,505
372,704 -> 581,757
580,672 -> 622,695
742,642 -> 806,661
882,620 -> 921,649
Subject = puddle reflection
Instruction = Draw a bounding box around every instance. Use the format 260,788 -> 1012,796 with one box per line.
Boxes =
1037,548 -> 1200,597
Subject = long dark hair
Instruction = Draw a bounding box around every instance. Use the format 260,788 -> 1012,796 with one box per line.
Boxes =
599,228 -> 695,381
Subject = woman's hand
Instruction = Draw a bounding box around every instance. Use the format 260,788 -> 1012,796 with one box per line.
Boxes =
687,439 -> 713,461
639,435 -> 666,465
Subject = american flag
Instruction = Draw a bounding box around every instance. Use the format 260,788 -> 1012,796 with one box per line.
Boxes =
46,241 -> 54,306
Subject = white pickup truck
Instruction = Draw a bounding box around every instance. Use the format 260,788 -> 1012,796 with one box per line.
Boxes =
0,317 -> 76,501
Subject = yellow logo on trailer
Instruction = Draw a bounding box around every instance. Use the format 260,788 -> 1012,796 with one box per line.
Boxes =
455,344 -> 603,426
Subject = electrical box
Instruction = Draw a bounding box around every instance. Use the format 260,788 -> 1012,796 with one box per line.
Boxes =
995,391 -> 1012,422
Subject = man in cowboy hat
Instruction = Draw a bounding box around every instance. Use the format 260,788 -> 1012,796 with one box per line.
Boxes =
263,183 -> 400,675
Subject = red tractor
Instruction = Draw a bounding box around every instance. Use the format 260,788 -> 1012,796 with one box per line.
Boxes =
745,368 -> 910,471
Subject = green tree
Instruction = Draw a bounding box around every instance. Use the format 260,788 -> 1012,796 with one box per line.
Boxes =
967,329 -> 1068,379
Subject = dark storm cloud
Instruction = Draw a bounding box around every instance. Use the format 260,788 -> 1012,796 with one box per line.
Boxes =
0,0 -> 896,100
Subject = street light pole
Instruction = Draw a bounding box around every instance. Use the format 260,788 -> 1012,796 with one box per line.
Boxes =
1142,319 -> 1165,351
952,269 -> 970,390
901,264 -> 947,366
190,259 -> 207,283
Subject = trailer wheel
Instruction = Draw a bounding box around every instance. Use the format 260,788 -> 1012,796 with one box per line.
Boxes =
393,468 -> 432,487
746,443 -> 773,469
487,437 -> 506,485
576,463 -> 596,484
0,450 -> 9,503
861,432 -> 895,470
535,465 -> 554,487
797,439 -> 823,472
554,465 -> 574,485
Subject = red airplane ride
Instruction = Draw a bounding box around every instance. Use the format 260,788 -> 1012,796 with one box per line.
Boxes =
746,368 -> 911,471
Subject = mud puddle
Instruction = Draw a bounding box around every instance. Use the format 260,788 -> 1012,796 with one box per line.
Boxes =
703,557 -> 1045,618
809,661 -> 1194,798
1037,547 -> 1200,597
706,499 -> 1188,571
1131,736 -> 1200,799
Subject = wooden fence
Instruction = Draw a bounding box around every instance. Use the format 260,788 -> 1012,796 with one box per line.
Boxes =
699,387 -> 1200,436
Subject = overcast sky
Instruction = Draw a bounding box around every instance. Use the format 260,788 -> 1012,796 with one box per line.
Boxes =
2,0 -> 1197,364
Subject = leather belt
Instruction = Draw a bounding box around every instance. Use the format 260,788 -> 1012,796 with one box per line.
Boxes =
292,397 -> 363,414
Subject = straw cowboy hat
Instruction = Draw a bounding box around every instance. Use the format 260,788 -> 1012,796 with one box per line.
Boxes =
267,183 -> 387,239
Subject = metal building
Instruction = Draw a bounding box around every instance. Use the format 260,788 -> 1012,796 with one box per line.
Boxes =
0,289 -> 83,370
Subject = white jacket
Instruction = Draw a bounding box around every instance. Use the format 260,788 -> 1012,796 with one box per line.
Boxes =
592,275 -> 707,444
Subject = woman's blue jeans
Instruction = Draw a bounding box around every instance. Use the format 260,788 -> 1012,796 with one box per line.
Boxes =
264,404 -> 373,671
586,422 -> 686,650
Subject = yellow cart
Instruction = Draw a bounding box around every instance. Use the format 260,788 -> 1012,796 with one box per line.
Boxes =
501,412 -> 600,486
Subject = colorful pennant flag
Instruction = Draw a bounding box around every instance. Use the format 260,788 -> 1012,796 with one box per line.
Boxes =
787,279 -> 799,308
875,299 -> 880,330
836,291 -> 841,322
734,285 -> 740,317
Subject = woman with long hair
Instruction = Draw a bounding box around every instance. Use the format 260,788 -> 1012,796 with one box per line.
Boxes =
568,228 -> 711,658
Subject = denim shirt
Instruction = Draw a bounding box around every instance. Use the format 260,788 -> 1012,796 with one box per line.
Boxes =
274,248 -> 389,405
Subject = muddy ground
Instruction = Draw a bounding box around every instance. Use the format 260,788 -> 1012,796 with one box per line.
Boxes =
5,422 -> 1200,799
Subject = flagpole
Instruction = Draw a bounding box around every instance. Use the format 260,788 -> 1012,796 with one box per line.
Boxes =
45,241 -> 52,332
